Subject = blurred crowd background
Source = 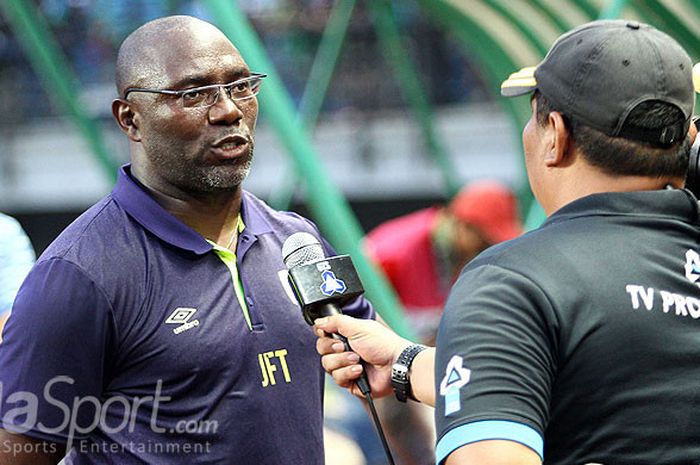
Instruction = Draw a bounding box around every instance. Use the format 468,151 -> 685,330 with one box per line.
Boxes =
3,1 -> 700,464
0,0 -> 522,255
0,0 -> 490,119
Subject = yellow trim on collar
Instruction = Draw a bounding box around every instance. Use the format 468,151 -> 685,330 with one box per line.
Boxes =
207,214 -> 252,331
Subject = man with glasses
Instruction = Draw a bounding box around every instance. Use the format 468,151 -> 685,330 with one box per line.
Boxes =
0,15 -> 372,465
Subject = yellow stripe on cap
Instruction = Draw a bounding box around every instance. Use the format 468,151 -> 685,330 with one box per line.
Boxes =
694,63 -> 700,93
501,66 -> 537,97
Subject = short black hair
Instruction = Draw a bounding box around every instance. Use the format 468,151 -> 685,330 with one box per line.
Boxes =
534,91 -> 689,178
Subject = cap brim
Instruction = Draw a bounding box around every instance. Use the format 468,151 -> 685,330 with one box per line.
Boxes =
500,66 -> 537,97
694,63 -> 700,93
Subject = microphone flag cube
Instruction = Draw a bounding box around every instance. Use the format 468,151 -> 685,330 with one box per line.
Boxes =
287,255 -> 365,325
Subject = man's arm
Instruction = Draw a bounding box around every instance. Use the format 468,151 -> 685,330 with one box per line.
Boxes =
0,259 -> 116,457
315,316 -> 543,465
0,429 -> 65,465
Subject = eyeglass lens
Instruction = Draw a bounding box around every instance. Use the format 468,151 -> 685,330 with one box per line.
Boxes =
181,77 -> 263,108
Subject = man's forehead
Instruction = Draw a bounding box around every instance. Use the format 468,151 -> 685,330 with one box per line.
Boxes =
144,32 -> 247,87
116,16 -> 253,93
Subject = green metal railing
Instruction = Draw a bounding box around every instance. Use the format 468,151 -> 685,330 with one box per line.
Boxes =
419,0 -> 539,219
268,0 -> 358,211
368,0 -> 461,199
599,0 -> 629,20
0,0 -> 118,181
271,0 -> 461,209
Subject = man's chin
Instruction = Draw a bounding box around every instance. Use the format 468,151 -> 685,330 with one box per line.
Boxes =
194,166 -> 252,193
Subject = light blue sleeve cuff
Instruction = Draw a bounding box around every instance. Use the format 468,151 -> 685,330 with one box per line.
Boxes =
435,420 -> 544,464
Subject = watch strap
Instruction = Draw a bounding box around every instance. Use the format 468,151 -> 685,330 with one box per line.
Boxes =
391,344 -> 427,402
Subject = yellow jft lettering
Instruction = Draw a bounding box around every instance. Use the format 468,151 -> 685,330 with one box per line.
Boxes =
259,354 -> 269,387
263,351 -> 278,385
275,349 -> 291,383
258,348 -> 292,387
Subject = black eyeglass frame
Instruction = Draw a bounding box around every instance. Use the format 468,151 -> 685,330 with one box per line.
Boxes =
123,73 -> 267,107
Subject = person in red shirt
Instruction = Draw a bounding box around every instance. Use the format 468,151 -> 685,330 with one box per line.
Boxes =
365,180 -> 522,341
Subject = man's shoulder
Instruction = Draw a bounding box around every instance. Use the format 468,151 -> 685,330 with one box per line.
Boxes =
241,190 -> 320,235
38,194 -> 137,269
463,221 -> 578,283
0,212 -> 24,235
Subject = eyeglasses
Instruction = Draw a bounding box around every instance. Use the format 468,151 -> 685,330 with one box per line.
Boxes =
123,73 -> 267,108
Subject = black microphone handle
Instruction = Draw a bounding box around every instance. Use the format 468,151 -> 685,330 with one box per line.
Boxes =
314,302 -> 371,395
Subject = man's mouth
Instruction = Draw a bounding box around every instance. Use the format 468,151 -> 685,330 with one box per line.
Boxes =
210,135 -> 250,159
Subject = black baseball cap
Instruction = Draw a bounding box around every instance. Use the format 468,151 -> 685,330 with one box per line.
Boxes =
501,20 -> 694,146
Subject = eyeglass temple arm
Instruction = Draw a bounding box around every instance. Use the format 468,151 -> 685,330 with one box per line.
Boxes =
123,88 -> 180,100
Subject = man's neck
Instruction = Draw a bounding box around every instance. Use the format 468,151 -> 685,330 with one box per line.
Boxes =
543,163 -> 684,216
132,170 -> 243,249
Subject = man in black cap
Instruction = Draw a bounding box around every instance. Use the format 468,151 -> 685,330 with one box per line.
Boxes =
316,20 -> 700,464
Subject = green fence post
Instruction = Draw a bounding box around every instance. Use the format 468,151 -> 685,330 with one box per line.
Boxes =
268,0 -> 357,211
599,0 -> 629,19
369,0 -> 461,199
418,0 -> 535,218
0,0 -> 118,181
203,0 -> 414,339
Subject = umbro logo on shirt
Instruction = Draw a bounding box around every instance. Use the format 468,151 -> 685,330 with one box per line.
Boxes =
165,307 -> 200,334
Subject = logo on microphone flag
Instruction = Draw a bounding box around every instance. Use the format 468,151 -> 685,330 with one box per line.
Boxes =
319,271 -> 347,296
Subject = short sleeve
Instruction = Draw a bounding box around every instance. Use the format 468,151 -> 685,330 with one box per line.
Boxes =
434,264 -> 558,463
0,258 -> 117,443
0,215 -> 35,315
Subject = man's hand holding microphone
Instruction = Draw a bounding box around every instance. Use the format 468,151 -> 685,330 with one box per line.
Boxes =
314,314 -> 436,407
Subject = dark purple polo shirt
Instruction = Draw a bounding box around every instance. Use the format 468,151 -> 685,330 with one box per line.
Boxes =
0,166 -> 373,464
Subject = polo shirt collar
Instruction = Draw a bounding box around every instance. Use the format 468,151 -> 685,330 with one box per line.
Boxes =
112,165 -> 273,255
543,188 -> 699,228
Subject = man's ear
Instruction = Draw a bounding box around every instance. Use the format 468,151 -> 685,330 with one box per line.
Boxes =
111,99 -> 141,142
544,111 -> 570,167
689,117 -> 698,145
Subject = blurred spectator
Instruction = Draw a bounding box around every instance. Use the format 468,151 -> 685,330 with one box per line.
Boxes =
365,180 -> 523,342
0,212 -> 35,338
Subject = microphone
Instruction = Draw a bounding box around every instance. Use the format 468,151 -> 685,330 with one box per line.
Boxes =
282,232 -> 364,323
282,232 -> 396,465
282,232 -> 369,394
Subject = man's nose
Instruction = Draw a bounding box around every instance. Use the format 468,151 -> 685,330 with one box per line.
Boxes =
208,88 -> 244,125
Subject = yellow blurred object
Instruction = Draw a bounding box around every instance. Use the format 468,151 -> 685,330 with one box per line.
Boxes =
693,63 -> 700,93
324,427 -> 366,465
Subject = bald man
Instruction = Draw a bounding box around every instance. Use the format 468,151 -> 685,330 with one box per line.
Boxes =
0,16 -> 373,465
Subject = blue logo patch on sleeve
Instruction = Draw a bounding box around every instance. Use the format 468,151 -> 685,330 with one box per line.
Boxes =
439,355 -> 471,416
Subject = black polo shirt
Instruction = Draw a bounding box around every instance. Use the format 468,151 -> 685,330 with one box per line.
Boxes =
435,189 -> 700,465
0,165 -> 373,464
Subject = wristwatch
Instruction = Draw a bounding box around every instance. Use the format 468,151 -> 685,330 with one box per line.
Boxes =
391,344 -> 427,402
